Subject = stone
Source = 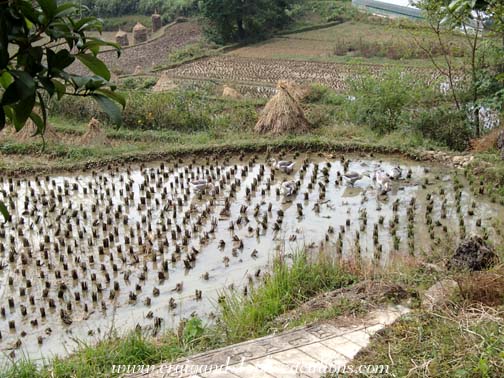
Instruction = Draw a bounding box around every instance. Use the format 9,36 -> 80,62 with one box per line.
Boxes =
447,235 -> 499,271
422,279 -> 460,311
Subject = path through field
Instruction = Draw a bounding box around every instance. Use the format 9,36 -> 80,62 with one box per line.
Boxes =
127,305 -> 409,378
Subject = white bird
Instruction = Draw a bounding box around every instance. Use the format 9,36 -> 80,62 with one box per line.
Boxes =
344,172 -> 369,187
190,180 -> 213,193
375,170 -> 391,194
270,159 -> 295,174
281,181 -> 296,196
389,165 -> 402,180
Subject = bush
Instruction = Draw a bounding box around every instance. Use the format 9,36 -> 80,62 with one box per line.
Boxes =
306,84 -> 345,105
408,107 -> 473,151
347,70 -> 418,134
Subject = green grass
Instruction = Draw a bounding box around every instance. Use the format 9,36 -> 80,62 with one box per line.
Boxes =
349,309 -> 504,378
217,252 -> 357,343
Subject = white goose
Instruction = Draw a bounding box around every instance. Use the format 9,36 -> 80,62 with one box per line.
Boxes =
344,171 -> 369,187
375,170 -> 391,194
270,159 -> 295,174
190,180 -> 213,193
389,165 -> 402,180
281,180 -> 296,196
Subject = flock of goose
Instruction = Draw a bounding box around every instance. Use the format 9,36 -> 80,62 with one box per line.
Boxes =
0,152 -> 501,361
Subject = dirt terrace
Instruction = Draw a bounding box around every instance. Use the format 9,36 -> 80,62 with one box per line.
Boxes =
72,21 -> 202,76
163,56 -> 439,91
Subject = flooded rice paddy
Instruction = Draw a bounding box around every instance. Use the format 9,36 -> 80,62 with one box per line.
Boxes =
0,152 -> 503,362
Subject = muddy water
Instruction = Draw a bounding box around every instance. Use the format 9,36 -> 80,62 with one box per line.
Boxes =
0,153 -> 502,363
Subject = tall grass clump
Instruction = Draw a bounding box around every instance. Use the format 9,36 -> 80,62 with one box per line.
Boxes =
51,89 -> 260,133
217,252 -> 357,343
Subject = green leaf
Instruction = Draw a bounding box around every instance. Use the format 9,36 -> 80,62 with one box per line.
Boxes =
1,73 -> 36,105
38,0 -> 58,19
96,88 -> 126,108
75,54 -> 111,81
51,79 -> 66,100
93,94 -> 122,125
12,94 -> 36,131
0,201 -> 9,222
30,111 -> 45,136
83,38 -> 121,57
0,71 -> 14,89
55,3 -> 78,17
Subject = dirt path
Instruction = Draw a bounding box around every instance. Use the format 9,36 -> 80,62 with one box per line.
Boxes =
126,306 -> 409,378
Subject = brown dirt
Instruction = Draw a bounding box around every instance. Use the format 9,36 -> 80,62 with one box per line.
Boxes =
456,267 -> 504,306
275,280 -> 409,326
470,128 -> 503,153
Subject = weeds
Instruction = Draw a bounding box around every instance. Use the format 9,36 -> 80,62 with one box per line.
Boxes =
216,252 -> 357,343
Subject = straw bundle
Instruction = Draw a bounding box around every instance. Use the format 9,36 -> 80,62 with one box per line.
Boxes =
115,30 -> 129,47
222,85 -> 242,99
133,22 -> 148,44
152,73 -> 178,92
279,80 -> 311,102
254,81 -> 310,135
80,118 -> 110,146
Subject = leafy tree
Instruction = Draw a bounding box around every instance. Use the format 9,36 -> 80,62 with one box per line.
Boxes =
200,0 -> 294,43
0,0 -> 125,220
414,0 -> 504,137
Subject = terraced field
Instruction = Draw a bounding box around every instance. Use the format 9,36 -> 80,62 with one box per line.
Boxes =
163,55 -> 440,92
72,21 -> 202,76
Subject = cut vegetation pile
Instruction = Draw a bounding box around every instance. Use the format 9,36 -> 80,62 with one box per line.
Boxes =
152,73 -> 178,92
255,80 -> 310,135
222,85 -> 242,99
80,118 -> 111,146
17,119 -> 60,143
280,80 -> 311,102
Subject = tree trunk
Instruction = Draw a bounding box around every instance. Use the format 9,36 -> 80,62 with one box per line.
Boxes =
237,16 -> 245,40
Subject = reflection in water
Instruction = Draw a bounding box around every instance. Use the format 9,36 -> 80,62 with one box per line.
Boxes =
0,153 -> 502,362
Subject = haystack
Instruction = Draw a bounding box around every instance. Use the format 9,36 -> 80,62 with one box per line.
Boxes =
80,118 -> 110,146
222,85 -> 242,99
255,81 -> 310,135
133,22 -> 148,44
115,30 -> 129,47
470,128 -> 503,153
152,13 -> 162,33
152,73 -> 178,92
279,80 -> 311,102
18,118 -> 60,142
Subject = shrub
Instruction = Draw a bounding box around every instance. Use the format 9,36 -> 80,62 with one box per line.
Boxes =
408,106 -> 473,151
347,70 -> 418,134
306,84 -> 345,105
